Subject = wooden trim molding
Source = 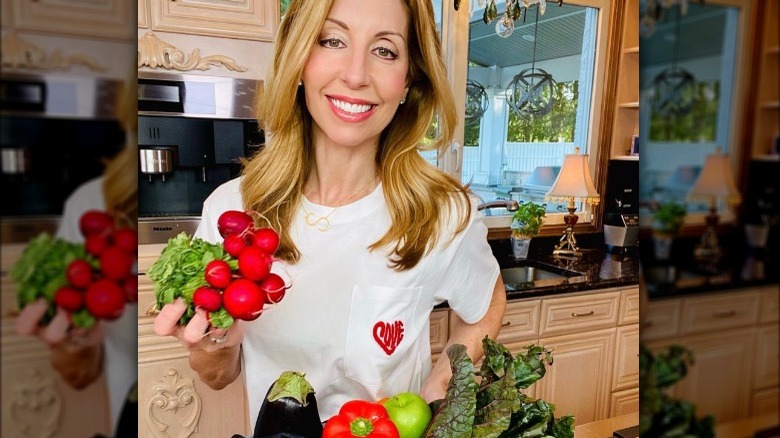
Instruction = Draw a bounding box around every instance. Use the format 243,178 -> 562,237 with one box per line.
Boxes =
0,32 -> 107,72
144,368 -> 202,438
137,32 -> 248,72
5,368 -> 62,437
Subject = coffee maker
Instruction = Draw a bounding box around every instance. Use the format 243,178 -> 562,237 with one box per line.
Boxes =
1,73 -> 125,242
603,157 -> 639,253
137,72 -> 264,244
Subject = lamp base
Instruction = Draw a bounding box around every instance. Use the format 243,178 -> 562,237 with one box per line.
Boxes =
553,206 -> 582,258
694,208 -> 722,260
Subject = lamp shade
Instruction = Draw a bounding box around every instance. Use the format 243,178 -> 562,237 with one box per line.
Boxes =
546,148 -> 600,205
687,151 -> 742,205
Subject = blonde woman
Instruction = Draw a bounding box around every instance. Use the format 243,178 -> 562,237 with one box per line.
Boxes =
15,82 -> 138,437
154,0 -> 506,428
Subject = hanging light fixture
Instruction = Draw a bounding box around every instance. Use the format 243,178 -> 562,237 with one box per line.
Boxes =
480,0 -> 563,38
465,79 -> 490,125
651,6 -> 696,117
506,6 -> 557,118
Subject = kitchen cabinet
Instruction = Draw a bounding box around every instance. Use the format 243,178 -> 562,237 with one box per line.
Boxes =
608,0 -> 638,157
473,286 -> 639,426
141,0 -> 279,42
9,0 -> 134,40
643,286 -> 780,423
1,243 -> 112,438
748,0 -> 779,157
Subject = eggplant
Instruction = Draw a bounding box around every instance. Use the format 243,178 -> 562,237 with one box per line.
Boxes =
252,371 -> 323,438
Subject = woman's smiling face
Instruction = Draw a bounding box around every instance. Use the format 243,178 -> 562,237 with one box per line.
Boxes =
302,0 -> 410,150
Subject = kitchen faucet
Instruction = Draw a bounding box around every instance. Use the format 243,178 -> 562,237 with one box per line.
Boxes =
477,200 -> 520,212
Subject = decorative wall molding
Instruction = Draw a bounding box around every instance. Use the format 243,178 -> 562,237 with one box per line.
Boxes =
6,368 -> 62,438
0,32 -> 107,72
137,32 -> 248,72
145,368 -> 202,438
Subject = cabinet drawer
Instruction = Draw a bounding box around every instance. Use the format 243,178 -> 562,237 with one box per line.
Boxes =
641,299 -> 681,342
496,299 -> 540,344
618,287 -> 640,325
680,291 -> 761,335
760,287 -> 779,324
539,291 -> 620,336
429,309 -> 449,356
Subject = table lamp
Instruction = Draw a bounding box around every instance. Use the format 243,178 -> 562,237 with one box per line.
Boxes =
546,147 -> 600,257
686,149 -> 742,259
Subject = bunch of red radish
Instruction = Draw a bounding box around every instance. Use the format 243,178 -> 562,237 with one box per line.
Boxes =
54,210 -> 137,323
192,210 -> 288,322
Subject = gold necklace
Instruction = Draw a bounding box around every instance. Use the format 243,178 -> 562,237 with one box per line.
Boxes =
301,174 -> 379,232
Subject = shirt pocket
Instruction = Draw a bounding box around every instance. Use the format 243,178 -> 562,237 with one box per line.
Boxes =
344,285 -> 422,388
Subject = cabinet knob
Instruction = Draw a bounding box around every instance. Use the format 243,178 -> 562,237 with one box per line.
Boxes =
571,310 -> 595,317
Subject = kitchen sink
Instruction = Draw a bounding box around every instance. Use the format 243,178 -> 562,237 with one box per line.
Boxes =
500,263 -> 585,290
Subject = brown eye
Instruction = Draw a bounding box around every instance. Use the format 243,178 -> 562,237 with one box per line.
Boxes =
374,46 -> 398,60
321,38 -> 343,48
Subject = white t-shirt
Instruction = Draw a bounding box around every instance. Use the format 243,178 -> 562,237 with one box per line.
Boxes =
195,177 -> 500,429
57,176 -> 138,431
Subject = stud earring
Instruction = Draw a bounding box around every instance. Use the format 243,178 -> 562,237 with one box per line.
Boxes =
399,96 -> 407,105
298,80 -> 303,87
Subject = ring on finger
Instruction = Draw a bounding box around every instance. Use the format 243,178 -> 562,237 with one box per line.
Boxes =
209,332 -> 228,344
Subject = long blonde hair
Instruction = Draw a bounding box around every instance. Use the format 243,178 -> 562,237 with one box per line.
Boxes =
103,77 -> 138,229
241,0 -> 471,270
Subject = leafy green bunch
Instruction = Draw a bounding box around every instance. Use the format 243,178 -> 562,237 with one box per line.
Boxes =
639,343 -> 715,438
147,232 -> 238,328
11,233 -> 91,324
424,337 -> 574,438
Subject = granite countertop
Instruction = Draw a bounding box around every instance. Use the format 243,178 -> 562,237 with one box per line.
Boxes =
640,234 -> 780,300
488,233 -> 640,301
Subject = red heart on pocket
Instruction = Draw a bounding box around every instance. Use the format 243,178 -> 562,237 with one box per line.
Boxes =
373,320 -> 404,356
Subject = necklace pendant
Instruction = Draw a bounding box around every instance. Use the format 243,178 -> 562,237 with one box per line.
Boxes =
305,212 -> 330,232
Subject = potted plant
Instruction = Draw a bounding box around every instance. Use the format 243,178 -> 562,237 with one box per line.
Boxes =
510,201 -> 546,259
651,202 -> 686,260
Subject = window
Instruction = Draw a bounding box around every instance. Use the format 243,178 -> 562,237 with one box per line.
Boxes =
429,0 -> 611,230
638,1 -> 747,217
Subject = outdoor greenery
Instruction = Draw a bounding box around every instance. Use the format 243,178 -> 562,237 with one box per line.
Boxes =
649,81 -> 720,142
506,80 -> 578,143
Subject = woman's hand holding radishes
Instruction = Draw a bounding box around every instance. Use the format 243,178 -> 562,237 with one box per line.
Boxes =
150,210 -> 288,346
12,210 -> 138,344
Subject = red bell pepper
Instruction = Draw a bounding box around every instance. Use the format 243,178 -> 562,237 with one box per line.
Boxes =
323,400 -> 400,438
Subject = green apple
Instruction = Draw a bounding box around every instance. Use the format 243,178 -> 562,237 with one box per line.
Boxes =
380,392 -> 433,438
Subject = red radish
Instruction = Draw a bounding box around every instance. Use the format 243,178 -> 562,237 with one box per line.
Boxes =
193,286 -> 222,312
66,259 -> 93,288
204,259 -> 233,289
217,210 -> 254,238
54,286 -> 85,312
100,246 -> 134,281
85,279 -> 125,320
238,246 -> 272,282
222,278 -> 266,321
85,233 -> 111,257
250,228 -> 280,254
79,210 -> 115,237
153,298 -> 188,336
122,275 -> 138,303
260,273 -> 287,304
113,228 -> 138,254
223,233 -> 249,258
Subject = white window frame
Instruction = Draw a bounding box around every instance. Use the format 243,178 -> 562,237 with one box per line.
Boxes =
438,0 -> 613,230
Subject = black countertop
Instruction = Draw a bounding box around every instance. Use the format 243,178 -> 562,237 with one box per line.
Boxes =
640,233 -> 780,300
487,233 -> 640,300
